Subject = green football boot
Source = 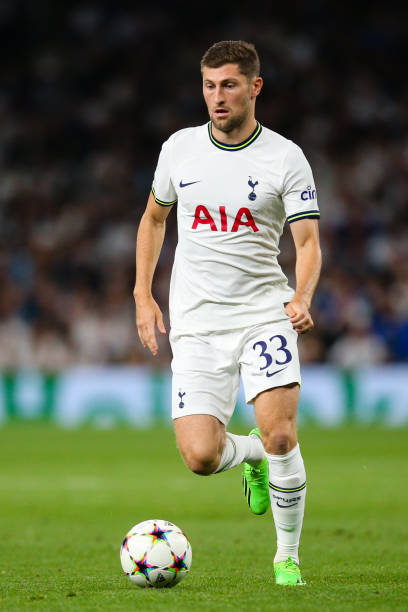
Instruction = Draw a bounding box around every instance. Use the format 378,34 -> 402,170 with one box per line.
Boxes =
242,428 -> 270,515
274,556 -> 306,586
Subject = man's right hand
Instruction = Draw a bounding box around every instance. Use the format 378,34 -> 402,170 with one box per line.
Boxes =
135,295 -> 167,356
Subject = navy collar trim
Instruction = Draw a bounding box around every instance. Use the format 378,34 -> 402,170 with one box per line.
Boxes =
208,121 -> 262,151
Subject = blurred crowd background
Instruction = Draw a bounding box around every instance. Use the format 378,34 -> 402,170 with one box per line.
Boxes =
0,1 -> 407,370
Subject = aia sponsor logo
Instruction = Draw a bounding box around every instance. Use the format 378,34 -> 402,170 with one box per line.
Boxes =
192,205 -> 259,233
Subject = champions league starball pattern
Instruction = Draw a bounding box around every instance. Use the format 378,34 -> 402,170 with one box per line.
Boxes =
120,519 -> 192,588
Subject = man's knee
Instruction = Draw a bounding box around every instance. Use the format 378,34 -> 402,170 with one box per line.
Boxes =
173,414 -> 225,475
262,431 -> 295,455
180,445 -> 220,475
255,383 -> 299,455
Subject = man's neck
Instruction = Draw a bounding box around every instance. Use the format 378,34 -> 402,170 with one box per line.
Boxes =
211,116 -> 258,145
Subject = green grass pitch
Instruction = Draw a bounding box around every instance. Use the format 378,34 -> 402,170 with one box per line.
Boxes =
0,424 -> 407,611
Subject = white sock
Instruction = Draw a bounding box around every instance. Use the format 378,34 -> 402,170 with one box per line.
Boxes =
214,432 -> 265,473
267,443 -> 306,565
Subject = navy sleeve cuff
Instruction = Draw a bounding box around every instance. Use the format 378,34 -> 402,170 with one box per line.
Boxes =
151,186 -> 177,207
287,210 -> 320,223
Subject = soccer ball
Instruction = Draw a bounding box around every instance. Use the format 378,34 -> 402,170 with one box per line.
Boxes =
120,519 -> 192,588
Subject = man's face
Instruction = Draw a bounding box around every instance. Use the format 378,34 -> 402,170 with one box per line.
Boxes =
202,63 -> 261,133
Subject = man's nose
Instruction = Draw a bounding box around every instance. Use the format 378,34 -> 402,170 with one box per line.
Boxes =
214,87 -> 225,104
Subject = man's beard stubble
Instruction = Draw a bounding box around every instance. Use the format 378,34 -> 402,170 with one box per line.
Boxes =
211,105 -> 250,134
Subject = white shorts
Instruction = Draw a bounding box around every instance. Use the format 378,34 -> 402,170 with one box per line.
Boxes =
170,320 -> 300,425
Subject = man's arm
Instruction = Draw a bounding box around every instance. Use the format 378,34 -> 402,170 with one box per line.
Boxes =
133,191 -> 173,355
286,218 -> 322,334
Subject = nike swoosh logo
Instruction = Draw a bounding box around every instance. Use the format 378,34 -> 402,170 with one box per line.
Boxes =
277,501 -> 298,508
266,366 -> 288,378
281,527 -> 296,532
179,180 -> 200,188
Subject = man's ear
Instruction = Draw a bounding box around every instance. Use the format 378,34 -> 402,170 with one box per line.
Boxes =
251,76 -> 263,99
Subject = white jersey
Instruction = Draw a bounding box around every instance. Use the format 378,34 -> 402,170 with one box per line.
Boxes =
152,122 -> 319,332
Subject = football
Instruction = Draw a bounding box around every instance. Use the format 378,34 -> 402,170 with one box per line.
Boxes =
120,519 -> 192,588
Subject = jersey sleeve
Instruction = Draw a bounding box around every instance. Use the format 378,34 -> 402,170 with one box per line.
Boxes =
281,142 -> 320,224
151,137 -> 177,206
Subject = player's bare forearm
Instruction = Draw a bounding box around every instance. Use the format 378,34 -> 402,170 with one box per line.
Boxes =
287,219 -> 322,333
134,213 -> 166,300
293,232 -> 321,308
134,192 -> 172,354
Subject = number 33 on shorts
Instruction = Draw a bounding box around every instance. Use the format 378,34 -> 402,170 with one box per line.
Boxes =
241,322 -> 301,402
253,334 -> 293,378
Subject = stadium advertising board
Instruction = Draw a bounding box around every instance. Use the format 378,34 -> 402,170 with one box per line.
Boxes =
0,366 -> 407,426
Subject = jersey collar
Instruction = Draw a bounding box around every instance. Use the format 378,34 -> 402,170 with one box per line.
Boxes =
208,121 -> 262,151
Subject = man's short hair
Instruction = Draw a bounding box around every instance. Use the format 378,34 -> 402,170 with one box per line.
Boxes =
201,40 -> 260,80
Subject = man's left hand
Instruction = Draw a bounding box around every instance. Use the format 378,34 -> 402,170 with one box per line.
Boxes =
285,299 -> 314,334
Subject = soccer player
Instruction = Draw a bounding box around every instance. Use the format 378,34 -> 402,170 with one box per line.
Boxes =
134,40 -> 321,586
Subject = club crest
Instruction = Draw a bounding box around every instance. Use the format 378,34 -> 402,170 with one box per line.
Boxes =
178,390 -> 185,409
248,176 -> 258,201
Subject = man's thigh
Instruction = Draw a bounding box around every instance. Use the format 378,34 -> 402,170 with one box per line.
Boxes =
254,383 -> 300,453
170,330 -> 240,426
254,383 -> 300,429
